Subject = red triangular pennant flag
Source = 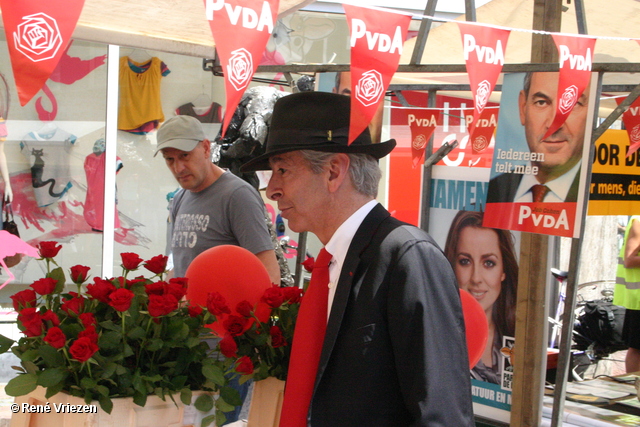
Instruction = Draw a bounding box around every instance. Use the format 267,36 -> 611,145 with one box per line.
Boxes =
404,108 -> 440,168
0,0 -> 85,106
544,34 -> 596,139
615,95 -> 640,157
457,22 -> 510,138
204,0 -> 279,137
344,4 -> 411,144
463,107 -> 498,155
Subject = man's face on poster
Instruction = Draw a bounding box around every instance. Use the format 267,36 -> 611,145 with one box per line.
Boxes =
519,72 -> 589,181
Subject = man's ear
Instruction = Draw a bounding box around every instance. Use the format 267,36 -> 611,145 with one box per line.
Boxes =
327,153 -> 350,193
201,139 -> 211,157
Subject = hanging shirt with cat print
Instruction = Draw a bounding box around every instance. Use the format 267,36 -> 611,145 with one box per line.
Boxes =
20,126 -> 77,207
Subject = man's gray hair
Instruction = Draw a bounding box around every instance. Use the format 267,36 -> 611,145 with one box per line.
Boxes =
299,150 -> 381,198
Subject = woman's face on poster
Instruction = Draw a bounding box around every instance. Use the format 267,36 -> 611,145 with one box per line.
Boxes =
454,226 -> 506,314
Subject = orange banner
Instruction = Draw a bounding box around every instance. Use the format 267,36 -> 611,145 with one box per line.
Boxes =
0,0 -> 85,106
344,4 -> 411,144
204,0 -> 278,136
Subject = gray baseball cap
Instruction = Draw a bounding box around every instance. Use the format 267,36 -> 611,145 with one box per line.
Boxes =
154,115 -> 206,156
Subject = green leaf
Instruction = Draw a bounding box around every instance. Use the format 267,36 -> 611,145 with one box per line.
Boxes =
127,326 -> 146,340
171,376 -> 187,390
98,320 -> 120,331
38,344 -> 64,367
202,364 -> 225,386
98,395 -> 114,414
101,362 -> 117,379
220,385 -> 242,406
0,334 -> 15,354
5,374 -> 38,396
180,388 -> 192,406
194,393 -> 214,412
98,331 -> 122,349
214,411 -> 227,427
115,364 -> 128,375
145,339 -> 163,352
37,367 -> 67,387
133,391 -> 147,408
81,377 -> 97,390
96,385 -> 110,397
215,397 -> 236,412
123,343 -> 134,358
20,349 -> 39,362
44,381 -> 65,398
22,361 -> 38,375
49,267 -> 66,292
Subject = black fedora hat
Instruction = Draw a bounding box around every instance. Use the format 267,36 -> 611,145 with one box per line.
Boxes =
239,91 -> 396,172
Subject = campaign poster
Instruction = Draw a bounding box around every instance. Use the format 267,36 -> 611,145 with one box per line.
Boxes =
432,207 -> 520,424
483,73 -> 596,238
388,91 -> 498,226
589,129 -> 640,215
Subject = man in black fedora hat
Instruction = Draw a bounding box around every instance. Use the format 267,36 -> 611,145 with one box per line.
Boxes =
241,91 -> 473,426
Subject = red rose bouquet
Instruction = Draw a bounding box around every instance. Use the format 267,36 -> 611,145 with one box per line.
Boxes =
213,283 -> 304,383
0,242 -> 240,427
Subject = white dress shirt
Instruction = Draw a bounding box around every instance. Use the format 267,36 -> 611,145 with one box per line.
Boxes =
322,200 -> 378,320
513,161 -> 581,202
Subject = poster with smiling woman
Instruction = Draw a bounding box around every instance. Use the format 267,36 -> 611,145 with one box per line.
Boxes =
434,209 -> 520,424
483,72 -> 596,238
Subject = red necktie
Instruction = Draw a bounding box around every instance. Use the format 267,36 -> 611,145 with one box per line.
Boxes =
280,248 -> 332,427
531,184 -> 550,202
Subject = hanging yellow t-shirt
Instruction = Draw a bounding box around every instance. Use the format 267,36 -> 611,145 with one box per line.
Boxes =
118,56 -> 169,132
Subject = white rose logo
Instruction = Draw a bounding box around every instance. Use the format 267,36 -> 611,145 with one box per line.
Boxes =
472,135 -> 489,153
13,13 -> 63,62
412,134 -> 427,150
355,70 -> 384,107
227,48 -> 253,91
630,124 -> 640,144
475,80 -> 491,112
559,85 -> 579,115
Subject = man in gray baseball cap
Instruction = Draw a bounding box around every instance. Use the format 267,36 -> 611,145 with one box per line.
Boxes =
157,114 -> 280,283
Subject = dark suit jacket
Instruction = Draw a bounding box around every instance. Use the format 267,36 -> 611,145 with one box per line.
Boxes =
486,168 -> 580,203
308,204 -> 474,426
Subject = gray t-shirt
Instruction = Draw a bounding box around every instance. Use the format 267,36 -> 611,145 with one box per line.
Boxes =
168,171 -> 273,277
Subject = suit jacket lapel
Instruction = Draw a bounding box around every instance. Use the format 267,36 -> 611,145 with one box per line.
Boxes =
314,204 -> 391,384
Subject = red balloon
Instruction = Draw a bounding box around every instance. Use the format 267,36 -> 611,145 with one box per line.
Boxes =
459,289 -> 489,369
185,245 -> 272,336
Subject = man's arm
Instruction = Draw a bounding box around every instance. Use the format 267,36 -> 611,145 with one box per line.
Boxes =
624,218 -> 640,269
255,249 -> 281,285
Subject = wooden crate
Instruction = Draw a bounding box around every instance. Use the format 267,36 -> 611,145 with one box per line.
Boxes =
10,387 -> 215,427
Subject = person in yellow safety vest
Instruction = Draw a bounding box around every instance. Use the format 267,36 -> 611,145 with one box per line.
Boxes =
614,215 -> 640,373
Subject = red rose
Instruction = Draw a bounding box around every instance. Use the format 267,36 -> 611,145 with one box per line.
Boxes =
121,252 -> 143,271
37,241 -> 62,259
86,277 -> 116,303
236,300 -> 254,318
166,278 -> 187,300
78,325 -> 99,343
148,294 -> 178,317
223,314 -> 250,337
270,325 -> 287,348
112,276 -> 127,289
109,288 -> 135,312
206,292 -> 231,316
187,304 -> 203,317
144,255 -> 168,275
44,327 -> 66,349
235,356 -> 254,375
40,310 -> 60,327
11,289 -> 37,311
79,313 -> 97,327
126,277 -> 147,288
70,265 -> 91,284
61,295 -> 85,315
219,334 -> 238,358
301,256 -> 315,273
69,337 -> 99,362
145,282 -> 165,296
261,286 -> 284,308
282,286 -> 303,304
18,307 -> 43,337
31,278 -> 57,295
